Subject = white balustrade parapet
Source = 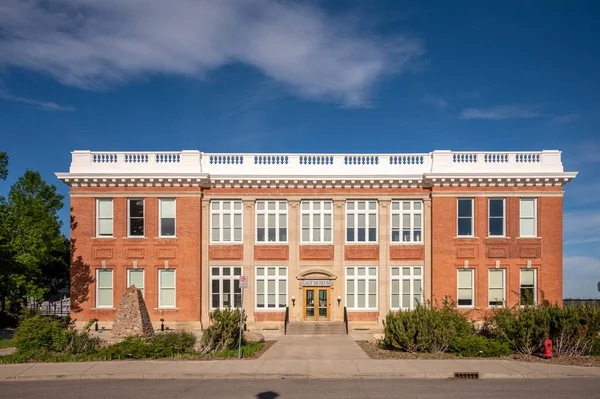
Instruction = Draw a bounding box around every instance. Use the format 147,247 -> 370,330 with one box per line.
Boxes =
64,150 -> 568,177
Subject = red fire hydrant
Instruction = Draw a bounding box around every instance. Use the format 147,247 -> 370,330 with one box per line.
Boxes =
543,339 -> 553,359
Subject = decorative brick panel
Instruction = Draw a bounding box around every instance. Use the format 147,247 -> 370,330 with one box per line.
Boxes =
156,247 -> 177,259
347,311 -> 378,321
344,245 -> 379,260
300,245 -> 334,261
389,245 -> 424,260
125,248 -> 145,259
254,245 -> 289,261
93,248 -> 113,259
255,311 -> 286,322
519,246 -> 541,258
456,246 -> 478,258
487,246 -> 508,258
209,245 -> 244,260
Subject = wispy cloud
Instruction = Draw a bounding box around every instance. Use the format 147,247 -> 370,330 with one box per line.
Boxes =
564,210 -> 600,245
459,105 -> 547,120
563,256 -> 600,298
0,92 -> 74,111
551,114 -> 581,124
0,0 -> 424,107
422,96 -> 448,110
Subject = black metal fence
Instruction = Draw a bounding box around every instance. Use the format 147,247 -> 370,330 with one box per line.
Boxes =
563,299 -> 600,308
28,298 -> 70,317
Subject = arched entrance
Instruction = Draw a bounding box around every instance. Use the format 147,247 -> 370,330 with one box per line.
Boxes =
297,269 -> 336,322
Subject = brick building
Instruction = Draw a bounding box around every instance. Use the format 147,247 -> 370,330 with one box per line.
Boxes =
56,150 -> 576,330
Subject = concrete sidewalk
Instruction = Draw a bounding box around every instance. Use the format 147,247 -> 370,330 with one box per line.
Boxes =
1,358 -> 600,381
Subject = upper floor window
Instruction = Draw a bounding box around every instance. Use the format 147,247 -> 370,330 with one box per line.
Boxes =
159,198 -> 176,237
520,198 -> 537,237
301,200 -> 333,243
127,198 -> 144,237
96,198 -> 113,237
256,201 -> 287,243
391,200 -> 423,243
211,200 -> 243,242
488,198 -> 505,237
391,266 -> 422,310
457,198 -> 474,237
346,200 -> 378,243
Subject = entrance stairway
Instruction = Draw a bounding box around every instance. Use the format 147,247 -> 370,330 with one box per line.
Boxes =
286,322 -> 347,335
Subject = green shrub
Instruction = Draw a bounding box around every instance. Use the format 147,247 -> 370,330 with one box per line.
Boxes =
199,308 -> 246,354
99,336 -> 153,359
449,335 -> 512,357
148,331 -> 197,356
14,314 -> 69,356
488,303 -> 600,357
64,319 -> 102,355
382,299 -> 473,353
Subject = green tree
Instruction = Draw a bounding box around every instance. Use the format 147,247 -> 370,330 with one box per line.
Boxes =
0,152 -> 7,180
0,170 -> 67,312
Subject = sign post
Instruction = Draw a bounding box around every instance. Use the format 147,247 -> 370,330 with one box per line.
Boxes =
238,275 -> 248,360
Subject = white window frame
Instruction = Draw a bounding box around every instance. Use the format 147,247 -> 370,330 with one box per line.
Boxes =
519,268 -> 537,306
345,200 -> 378,243
255,200 -> 288,243
345,266 -> 378,310
158,269 -> 176,309
488,269 -> 505,308
255,266 -> 288,310
390,266 -> 423,310
210,200 -> 243,243
488,198 -> 505,237
127,198 -> 145,238
95,269 -> 113,308
127,268 -> 145,297
210,266 -> 242,309
457,269 -> 475,308
300,200 -> 334,244
519,198 -> 538,237
457,198 -> 474,237
390,200 -> 423,243
158,198 -> 176,238
96,198 -> 113,237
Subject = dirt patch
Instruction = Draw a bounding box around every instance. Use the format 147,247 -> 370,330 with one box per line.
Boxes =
356,340 -> 600,367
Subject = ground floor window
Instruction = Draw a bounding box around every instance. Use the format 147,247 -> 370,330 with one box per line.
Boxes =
345,267 -> 377,310
211,266 -> 242,309
520,269 -> 537,306
390,266 -> 422,310
159,269 -> 176,308
457,269 -> 474,307
256,267 -> 287,309
127,269 -> 144,297
488,269 -> 505,307
96,269 -> 113,308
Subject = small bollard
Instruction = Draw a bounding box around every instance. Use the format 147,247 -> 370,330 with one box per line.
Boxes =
160,318 -> 165,331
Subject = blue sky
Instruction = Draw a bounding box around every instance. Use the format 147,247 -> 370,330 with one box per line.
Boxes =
0,1 -> 598,298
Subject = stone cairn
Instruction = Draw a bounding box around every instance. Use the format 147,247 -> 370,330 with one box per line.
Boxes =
112,286 -> 154,338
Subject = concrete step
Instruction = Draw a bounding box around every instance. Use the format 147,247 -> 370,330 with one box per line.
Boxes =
286,322 -> 347,335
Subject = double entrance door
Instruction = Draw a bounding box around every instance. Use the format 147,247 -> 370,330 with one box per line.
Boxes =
304,288 -> 329,321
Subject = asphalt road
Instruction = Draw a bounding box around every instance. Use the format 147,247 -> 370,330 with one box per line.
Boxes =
1,378 -> 599,399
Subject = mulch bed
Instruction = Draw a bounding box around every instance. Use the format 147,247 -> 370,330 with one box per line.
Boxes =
356,340 -> 600,367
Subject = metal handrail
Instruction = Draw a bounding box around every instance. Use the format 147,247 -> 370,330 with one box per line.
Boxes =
284,306 -> 289,335
343,306 -> 348,335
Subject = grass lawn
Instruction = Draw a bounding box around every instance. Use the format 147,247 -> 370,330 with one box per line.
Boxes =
0,338 -> 15,349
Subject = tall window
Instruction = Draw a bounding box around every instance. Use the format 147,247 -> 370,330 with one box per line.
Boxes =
390,267 -> 422,310
457,198 -> 474,237
301,200 -> 333,243
345,267 -> 377,310
158,269 -> 176,308
346,200 -> 378,243
457,269 -> 474,307
159,199 -> 176,237
520,269 -> 537,306
391,201 -> 423,243
256,201 -> 287,243
211,266 -> 242,309
255,267 -> 287,309
96,269 -> 113,308
96,198 -> 113,237
488,269 -> 505,307
127,198 -> 144,237
211,200 -> 243,242
127,269 -> 144,297
488,198 -> 505,237
520,198 -> 537,237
